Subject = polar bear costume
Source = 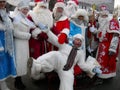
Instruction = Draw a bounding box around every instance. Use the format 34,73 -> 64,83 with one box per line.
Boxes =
30,31 -> 100,90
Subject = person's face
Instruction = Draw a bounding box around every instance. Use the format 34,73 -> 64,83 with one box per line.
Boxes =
73,38 -> 82,48
0,1 -> 6,9
113,14 -> 118,20
89,15 -> 95,22
40,5 -> 47,9
101,14 -> 108,18
78,15 -> 84,21
56,7 -> 63,13
20,7 -> 29,15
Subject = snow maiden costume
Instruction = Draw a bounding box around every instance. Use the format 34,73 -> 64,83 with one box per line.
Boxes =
0,0 -> 16,89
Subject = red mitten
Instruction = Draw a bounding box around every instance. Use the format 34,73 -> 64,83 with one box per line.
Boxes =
98,32 -> 102,38
38,32 -> 48,41
74,64 -> 83,76
58,33 -> 67,44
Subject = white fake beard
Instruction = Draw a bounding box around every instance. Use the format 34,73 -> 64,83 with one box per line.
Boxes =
66,5 -> 77,13
33,8 -> 53,27
98,16 -> 109,25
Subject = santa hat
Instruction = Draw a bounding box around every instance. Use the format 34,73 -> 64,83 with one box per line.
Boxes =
17,0 -> 29,9
29,0 -> 48,7
72,9 -> 88,22
73,34 -> 84,42
100,5 -> 107,11
34,0 -> 41,3
54,0 -> 65,9
67,0 -> 78,7
35,0 -> 48,8
67,0 -> 78,5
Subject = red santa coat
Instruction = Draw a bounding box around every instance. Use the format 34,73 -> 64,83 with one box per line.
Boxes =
52,15 -> 70,37
51,15 -> 70,50
96,18 -> 120,79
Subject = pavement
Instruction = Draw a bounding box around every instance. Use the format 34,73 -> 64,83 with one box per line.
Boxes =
6,49 -> 120,90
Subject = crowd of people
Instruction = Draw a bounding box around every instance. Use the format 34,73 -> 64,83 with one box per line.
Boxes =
0,0 -> 120,90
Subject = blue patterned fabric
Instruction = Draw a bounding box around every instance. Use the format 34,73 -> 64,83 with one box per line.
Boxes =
0,30 -> 16,80
68,21 -> 82,45
69,21 -> 82,36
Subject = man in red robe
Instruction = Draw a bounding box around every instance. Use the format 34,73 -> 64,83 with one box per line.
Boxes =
95,10 -> 120,84
27,0 -> 53,59
52,0 -> 70,45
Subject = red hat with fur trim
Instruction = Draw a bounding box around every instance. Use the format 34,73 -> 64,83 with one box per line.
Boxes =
34,0 -> 41,3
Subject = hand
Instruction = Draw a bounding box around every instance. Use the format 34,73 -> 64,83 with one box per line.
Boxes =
58,33 -> 67,44
37,32 -> 48,41
90,26 -> 96,33
38,22 -> 48,30
109,51 -> 115,56
93,67 -> 102,75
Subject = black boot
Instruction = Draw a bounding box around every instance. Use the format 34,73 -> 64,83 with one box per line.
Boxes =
14,76 -> 26,89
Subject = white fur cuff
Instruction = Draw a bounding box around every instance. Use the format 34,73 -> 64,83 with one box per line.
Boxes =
61,28 -> 69,37
32,28 -> 42,38
0,47 -> 4,52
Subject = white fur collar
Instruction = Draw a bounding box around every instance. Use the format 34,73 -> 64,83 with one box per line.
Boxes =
58,15 -> 68,21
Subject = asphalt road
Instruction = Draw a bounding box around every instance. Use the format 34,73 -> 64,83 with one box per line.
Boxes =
7,49 -> 120,90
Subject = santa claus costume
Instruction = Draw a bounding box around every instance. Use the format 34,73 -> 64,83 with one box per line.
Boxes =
27,0 -> 53,59
30,29 -> 101,90
52,0 -> 70,45
65,0 -> 78,18
96,10 -> 120,79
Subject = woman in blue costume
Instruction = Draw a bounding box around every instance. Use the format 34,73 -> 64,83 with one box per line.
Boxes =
68,9 -> 89,81
0,0 -> 16,90
69,9 -> 88,58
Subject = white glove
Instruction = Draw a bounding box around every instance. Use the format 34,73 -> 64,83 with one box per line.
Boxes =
90,25 -> 96,33
0,40 -> 4,59
32,28 -> 41,39
92,66 -> 102,75
38,22 -> 49,33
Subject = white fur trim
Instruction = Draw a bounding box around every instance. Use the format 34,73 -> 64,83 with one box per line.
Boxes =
54,2 -> 65,9
32,28 -> 42,39
109,36 -> 119,53
73,34 -> 84,42
72,9 -> 88,22
67,1 -> 77,6
31,60 -> 42,80
17,0 -> 29,10
0,24 -> 5,31
29,2 -> 36,7
0,47 -> 4,52
109,49 -> 116,53
107,29 -> 120,34
98,72 -> 116,79
59,16 -> 68,21
37,1 -> 48,8
61,28 -> 69,36
85,56 -> 101,78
